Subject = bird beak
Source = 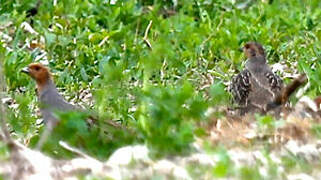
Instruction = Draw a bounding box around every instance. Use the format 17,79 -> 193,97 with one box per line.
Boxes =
238,47 -> 244,52
21,67 -> 30,74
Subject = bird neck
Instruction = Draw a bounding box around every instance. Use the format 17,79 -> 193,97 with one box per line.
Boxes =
36,78 -> 56,95
245,56 -> 266,72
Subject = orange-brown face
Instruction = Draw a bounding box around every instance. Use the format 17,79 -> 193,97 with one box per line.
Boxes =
242,42 -> 265,58
22,63 -> 51,84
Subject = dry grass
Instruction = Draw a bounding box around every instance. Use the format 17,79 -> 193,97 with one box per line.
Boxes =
205,105 -> 321,149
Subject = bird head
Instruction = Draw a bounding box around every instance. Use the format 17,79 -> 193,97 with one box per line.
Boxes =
22,63 -> 52,87
240,42 -> 265,59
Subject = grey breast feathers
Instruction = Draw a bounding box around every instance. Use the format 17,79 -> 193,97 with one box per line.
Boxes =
39,87 -> 76,124
230,68 -> 283,110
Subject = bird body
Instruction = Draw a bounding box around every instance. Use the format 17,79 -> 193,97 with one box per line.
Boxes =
37,78 -> 75,125
245,56 -> 282,107
230,42 -> 283,113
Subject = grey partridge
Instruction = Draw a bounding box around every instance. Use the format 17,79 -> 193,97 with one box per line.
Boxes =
229,42 -> 283,114
22,63 -> 76,128
21,63 -> 120,148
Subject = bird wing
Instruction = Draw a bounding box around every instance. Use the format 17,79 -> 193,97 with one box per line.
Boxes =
265,71 -> 283,93
230,69 -> 252,105
40,88 -> 75,111
39,88 -> 76,124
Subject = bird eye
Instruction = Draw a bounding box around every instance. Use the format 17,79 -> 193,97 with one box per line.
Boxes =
35,67 -> 40,71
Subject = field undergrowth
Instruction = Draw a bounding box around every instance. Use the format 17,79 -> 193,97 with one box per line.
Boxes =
1,0 -> 321,179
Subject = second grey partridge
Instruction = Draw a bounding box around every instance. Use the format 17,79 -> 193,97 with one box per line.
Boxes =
229,42 -> 283,114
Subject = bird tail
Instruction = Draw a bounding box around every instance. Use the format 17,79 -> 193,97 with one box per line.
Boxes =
266,74 -> 307,111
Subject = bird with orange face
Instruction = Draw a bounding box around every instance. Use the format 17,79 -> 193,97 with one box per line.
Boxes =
21,63 -> 121,149
229,42 -> 284,114
22,63 -> 87,149
21,63 -> 76,127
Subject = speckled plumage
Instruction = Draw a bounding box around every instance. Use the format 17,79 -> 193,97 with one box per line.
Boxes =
229,42 -> 283,113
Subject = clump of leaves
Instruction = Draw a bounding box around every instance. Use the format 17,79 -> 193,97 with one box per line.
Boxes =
137,82 -> 207,157
212,147 -> 233,178
238,165 -> 262,180
29,111 -> 136,160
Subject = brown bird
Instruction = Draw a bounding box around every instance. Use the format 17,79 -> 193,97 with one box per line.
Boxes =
229,42 -> 283,114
